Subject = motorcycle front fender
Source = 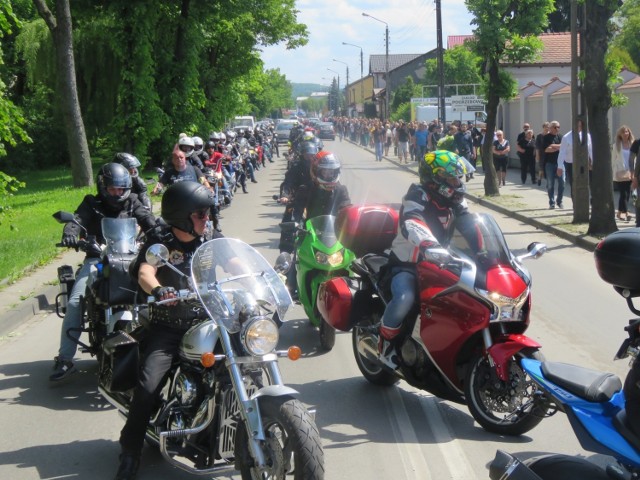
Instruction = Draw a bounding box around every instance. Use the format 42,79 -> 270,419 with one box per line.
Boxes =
488,334 -> 541,381
251,385 -> 299,400
489,450 -> 543,480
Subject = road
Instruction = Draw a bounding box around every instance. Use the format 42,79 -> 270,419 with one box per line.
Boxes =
0,139 -> 632,479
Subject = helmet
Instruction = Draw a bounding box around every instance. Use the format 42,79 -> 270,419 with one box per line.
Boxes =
226,129 -> 236,140
312,136 -> 324,151
301,142 -> 319,161
310,151 -> 341,191
210,132 -> 221,142
302,131 -> 315,142
419,150 -> 467,205
205,140 -> 216,151
113,152 -> 141,176
161,181 -> 214,234
219,132 -> 226,142
178,136 -> 195,157
97,163 -> 132,209
192,136 -> 204,155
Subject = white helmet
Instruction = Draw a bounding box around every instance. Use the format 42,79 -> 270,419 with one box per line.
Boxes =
178,136 -> 195,157
219,132 -> 227,142
192,136 -> 204,155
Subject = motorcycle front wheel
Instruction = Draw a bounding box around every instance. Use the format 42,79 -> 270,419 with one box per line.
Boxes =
524,454 -> 609,479
237,396 -> 324,480
318,317 -> 335,351
465,348 -> 545,436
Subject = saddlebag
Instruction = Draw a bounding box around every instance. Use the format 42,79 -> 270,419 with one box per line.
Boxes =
102,331 -> 139,392
318,277 -> 376,331
94,254 -> 138,306
336,204 -> 399,257
594,228 -> 640,291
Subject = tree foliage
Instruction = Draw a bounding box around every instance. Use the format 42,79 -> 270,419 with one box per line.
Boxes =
465,0 -> 555,196
422,45 -> 483,96
613,0 -> 640,73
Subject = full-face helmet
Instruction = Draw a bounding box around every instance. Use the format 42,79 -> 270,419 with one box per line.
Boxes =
97,163 -> 132,209
178,136 -> 196,157
310,151 -> 341,191
192,136 -> 204,155
161,181 -> 214,235
301,142 -> 319,162
113,152 -> 141,177
419,150 -> 467,205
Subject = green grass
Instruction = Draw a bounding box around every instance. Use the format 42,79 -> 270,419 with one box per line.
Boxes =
0,166 -> 93,285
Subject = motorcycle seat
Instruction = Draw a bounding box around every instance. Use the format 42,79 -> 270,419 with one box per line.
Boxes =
613,410 -> 640,454
541,362 -> 622,403
362,254 -> 389,275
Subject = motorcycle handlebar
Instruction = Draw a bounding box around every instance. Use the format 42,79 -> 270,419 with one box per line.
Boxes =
147,289 -> 197,305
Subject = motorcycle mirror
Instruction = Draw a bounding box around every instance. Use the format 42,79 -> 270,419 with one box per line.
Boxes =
52,211 -> 88,234
274,252 -> 292,274
272,194 -> 280,201
517,242 -> 547,262
145,244 -> 170,266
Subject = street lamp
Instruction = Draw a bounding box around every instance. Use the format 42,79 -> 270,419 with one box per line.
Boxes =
327,68 -> 340,114
342,42 -> 364,117
333,59 -> 349,113
362,12 -> 389,120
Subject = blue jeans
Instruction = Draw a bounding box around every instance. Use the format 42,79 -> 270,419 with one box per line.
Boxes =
375,141 -> 384,161
545,162 -> 564,206
381,271 -> 416,330
417,145 -> 427,162
58,257 -> 99,361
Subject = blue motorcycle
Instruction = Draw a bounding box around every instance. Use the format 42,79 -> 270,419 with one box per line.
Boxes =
489,229 -> 640,479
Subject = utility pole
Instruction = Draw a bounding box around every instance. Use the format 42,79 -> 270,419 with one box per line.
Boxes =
343,42 -> 365,117
363,13 -> 390,120
435,0 -> 446,125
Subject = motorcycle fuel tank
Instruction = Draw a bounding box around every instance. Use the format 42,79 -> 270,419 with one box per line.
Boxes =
179,320 -> 221,362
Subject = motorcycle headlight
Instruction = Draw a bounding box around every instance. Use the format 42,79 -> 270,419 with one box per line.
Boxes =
241,316 -> 279,355
478,289 -> 528,322
315,249 -> 344,266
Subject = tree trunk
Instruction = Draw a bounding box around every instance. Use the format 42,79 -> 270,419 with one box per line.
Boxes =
584,0 -> 617,236
33,0 -> 92,187
482,61 -> 500,196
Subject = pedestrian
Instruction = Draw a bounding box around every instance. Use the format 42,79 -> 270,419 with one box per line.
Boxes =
557,120 -> 592,201
519,129 -> 537,185
535,122 -> 550,187
414,122 -> 429,162
385,123 -> 393,156
396,121 -> 410,163
516,123 -> 534,184
612,125 -> 634,222
492,130 -> 510,187
543,121 -> 564,209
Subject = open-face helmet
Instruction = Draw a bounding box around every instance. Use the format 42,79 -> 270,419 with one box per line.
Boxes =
178,136 -> 195,157
97,163 -> 132,209
161,181 -> 214,235
310,151 -> 341,191
419,150 -> 467,206
192,136 -> 204,155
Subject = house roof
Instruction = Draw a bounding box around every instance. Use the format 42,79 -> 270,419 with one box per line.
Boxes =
448,35 -> 473,49
369,54 -> 424,74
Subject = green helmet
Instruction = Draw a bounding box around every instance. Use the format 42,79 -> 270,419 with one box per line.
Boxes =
419,150 -> 467,205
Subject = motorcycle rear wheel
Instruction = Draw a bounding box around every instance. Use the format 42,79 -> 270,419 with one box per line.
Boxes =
524,454 -> 609,479
352,325 -> 398,386
237,396 -> 324,480
465,348 -> 545,436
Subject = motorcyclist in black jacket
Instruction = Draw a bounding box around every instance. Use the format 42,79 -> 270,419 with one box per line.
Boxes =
277,141 -> 319,226
50,163 -> 156,382
114,153 -> 152,211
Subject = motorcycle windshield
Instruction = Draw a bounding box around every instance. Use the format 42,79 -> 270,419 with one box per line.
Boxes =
307,215 -> 338,248
101,217 -> 138,254
446,213 -> 514,269
191,238 -> 292,333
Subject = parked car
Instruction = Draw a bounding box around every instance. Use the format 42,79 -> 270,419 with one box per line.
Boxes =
274,119 -> 296,144
317,122 -> 335,140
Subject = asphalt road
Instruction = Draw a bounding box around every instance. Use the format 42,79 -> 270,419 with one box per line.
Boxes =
0,140 -> 633,479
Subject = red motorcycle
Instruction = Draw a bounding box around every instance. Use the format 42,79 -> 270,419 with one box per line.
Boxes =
318,206 -> 549,436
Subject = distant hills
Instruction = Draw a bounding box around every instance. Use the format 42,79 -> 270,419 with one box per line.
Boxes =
291,83 -> 329,99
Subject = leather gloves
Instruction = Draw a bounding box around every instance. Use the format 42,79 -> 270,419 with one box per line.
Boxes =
152,286 -> 177,301
62,233 -> 79,248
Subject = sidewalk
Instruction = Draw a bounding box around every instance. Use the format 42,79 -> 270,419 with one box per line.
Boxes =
349,138 -> 636,252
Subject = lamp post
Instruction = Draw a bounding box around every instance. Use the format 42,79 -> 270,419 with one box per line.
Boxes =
327,68 -> 340,114
333,59 -> 349,113
362,12 -> 389,120
342,42 -> 364,117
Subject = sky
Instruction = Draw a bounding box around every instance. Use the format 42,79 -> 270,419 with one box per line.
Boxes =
260,0 -> 476,86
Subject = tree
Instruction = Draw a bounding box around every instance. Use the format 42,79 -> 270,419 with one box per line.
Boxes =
423,45 -> 483,96
547,0 -> 571,32
612,0 -> 640,73
583,0 -> 620,236
32,0 -> 92,187
465,0 -> 555,196
391,77 -> 419,111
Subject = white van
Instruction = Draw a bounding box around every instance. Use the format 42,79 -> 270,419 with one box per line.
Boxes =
416,105 -> 486,126
231,116 -> 256,130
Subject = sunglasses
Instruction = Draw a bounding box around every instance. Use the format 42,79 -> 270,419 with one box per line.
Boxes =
190,209 -> 209,220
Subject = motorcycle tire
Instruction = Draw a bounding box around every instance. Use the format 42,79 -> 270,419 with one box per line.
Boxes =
319,318 -> 335,351
352,325 -> 398,386
465,348 -> 545,436
236,396 -> 324,480
524,454 -> 609,479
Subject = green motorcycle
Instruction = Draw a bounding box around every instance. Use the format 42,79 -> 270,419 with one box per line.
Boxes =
277,215 -> 356,351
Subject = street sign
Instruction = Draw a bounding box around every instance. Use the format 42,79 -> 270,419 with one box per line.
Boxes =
451,95 -> 485,113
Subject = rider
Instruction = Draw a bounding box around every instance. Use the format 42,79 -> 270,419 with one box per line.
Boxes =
379,150 -> 470,369
277,141 -> 319,225
192,136 -> 209,166
177,135 -> 205,170
115,181 -> 221,480
278,150 -> 350,254
114,152 -> 152,210
50,163 -> 156,382
152,146 -> 211,194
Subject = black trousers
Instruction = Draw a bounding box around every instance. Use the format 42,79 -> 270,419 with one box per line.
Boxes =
119,326 -> 184,454
519,153 -> 537,183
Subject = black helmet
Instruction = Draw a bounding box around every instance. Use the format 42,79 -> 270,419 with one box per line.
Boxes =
97,163 -> 132,209
113,152 -> 141,170
205,140 -> 216,150
161,181 -> 214,234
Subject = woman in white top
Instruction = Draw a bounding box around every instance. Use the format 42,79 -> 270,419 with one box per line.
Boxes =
612,125 -> 634,221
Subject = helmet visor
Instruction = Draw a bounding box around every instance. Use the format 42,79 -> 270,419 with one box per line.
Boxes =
179,145 -> 194,153
317,167 -> 340,183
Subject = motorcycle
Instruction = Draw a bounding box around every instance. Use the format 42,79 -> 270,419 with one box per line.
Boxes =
54,211 -> 142,359
99,238 -> 325,478
275,207 -> 356,351
488,228 -> 640,479
318,208 -> 549,435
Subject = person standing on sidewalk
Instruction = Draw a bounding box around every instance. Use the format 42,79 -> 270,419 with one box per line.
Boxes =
414,122 -> 429,162
535,122 -> 550,187
516,123 -> 536,184
492,130 -> 510,187
557,120 -> 592,201
612,125 -> 634,222
543,121 -> 564,209
396,121 -> 411,163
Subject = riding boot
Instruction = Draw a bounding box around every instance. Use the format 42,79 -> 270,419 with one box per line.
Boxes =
114,453 -> 139,480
